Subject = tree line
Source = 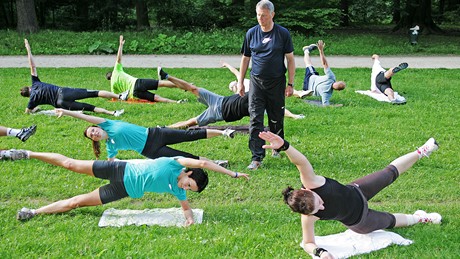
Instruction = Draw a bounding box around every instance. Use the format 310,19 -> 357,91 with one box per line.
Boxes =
3,0 -> 459,34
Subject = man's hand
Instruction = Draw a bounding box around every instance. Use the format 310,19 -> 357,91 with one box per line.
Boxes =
285,85 -> 293,97
237,82 -> 245,97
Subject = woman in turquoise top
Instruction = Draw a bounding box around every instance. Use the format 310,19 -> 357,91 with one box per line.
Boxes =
11,149 -> 249,225
55,109 -> 235,160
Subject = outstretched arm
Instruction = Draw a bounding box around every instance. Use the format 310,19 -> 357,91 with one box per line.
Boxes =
176,157 -> 250,180
179,200 -> 195,226
221,61 -> 240,78
259,131 -> 324,189
317,40 -> 329,69
55,108 -> 106,124
116,35 -> 125,64
301,215 -> 334,258
24,39 -> 37,76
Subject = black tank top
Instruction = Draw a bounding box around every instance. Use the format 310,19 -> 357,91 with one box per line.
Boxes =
312,177 -> 364,226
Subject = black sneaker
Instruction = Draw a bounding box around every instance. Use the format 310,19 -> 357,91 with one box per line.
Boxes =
17,207 -> 36,221
157,67 -> 168,80
214,160 -> 229,168
392,63 -> 408,73
17,125 -> 37,142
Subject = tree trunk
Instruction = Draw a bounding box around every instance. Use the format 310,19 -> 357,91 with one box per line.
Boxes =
392,0 -> 443,34
340,0 -> 350,26
16,0 -> 39,33
135,0 -> 150,30
392,0 -> 401,23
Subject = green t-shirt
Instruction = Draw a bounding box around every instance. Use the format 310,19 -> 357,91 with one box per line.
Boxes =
123,157 -> 187,201
110,63 -> 137,98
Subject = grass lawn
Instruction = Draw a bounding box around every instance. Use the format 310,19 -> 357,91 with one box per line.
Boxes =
0,67 -> 459,258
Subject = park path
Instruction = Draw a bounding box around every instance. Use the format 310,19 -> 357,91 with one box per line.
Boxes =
1,55 -> 459,68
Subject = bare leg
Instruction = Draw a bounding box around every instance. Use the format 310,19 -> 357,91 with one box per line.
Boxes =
158,81 -> 177,88
167,75 -> 200,97
35,189 -> 102,215
154,94 -> 178,103
98,90 -> 120,99
168,117 -> 199,129
93,107 -> 117,116
383,88 -> 396,101
29,151 -> 95,176
206,129 -> 228,138
389,151 -> 419,176
303,49 -> 313,67
0,126 -> 8,136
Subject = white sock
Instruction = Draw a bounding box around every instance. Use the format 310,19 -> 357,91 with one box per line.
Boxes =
7,128 -> 21,137
406,214 -> 419,226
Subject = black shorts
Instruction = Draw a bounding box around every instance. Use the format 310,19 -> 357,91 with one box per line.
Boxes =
133,79 -> 159,102
92,161 -> 129,204
56,87 -> 99,111
375,72 -> 393,94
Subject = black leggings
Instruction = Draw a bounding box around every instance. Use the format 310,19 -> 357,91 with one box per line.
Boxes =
141,127 -> 207,159
133,79 -> 159,102
56,88 -> 99,111
92,161 -> 129,204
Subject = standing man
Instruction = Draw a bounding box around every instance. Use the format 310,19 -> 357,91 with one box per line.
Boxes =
237,0 -> 295,170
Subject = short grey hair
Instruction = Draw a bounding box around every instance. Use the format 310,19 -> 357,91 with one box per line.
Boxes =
256,0 -> 274,13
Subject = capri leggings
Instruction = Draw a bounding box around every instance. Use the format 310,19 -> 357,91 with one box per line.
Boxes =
133,79 -> 159,102
375,72 -> 393,95
346,165 -> 400,234
56,87 -> 99,111
92,160 -> 129,204
141,127 -> 206,160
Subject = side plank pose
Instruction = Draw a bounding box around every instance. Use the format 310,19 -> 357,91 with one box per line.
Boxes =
222,61 -> 305,120
8,150 -> 249,225
258,131 -> 441,259
107,35 -> 182,104
300,40 -> 346,107
0,125 -> 36,142
21,39 -> 125,116
371,54 -> 408,104
55,109 -> 235,161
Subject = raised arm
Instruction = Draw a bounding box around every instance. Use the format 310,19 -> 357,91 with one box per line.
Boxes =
116,35 -> 125,65
258,131 -> 324,189
221,61 -> 240,78
55,108 -> 106,124
317,40 -> 329,69
285,52 -> 295,97
176,158 -> 250,180
237,55 -> 251,97
24,39 -> 37,76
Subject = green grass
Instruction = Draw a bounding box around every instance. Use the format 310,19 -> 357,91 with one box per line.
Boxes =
0,67 -> 459,258
1,28 -> 459,56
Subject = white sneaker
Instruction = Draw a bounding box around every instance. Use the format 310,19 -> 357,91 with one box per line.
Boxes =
390,96 -> 406,104
17,207 -> 36,221
293,114 -> 305,120
1,149 -> 30,160
222,128 -> 236,138
119,90 -> 129,101
113,109 -> 124,117
417,138 -> 439,157
214,160 -> 229,168
413,210 -> 442,224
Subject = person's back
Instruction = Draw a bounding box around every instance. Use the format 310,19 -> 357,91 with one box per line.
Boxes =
27,76 -> 60,109
98,119 -> 148,158
111,63 -> 137,95
221,94 -> 249,122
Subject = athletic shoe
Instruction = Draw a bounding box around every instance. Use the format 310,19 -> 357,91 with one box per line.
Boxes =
16,125 -> 37,142
158,67 -> 168,80
177,99 -> 188,104
293,114 -> 305,120
392,63 -> 408,73
214,160 -> 229,168
247,161 -> 261,170
113,109 -> 124,117
1,149 -> 29,160
302,44 -> 318,54
272,150 -> 281,158
17,207 -> 36,221
413,210 -> 442,224
417,138 -> 439,158
222,128 -> 236,139
390,96 -> 406,105
119,90 -> 129,101
296,90 -> 313,99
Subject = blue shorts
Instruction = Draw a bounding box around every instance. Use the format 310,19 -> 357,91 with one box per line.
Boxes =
302,66 -> 319,91
196,88 -> 224,126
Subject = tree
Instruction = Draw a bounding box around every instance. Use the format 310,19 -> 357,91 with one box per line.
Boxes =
16,0 -> 39,33
393,0 -> 443,33
340,0 -> 350,26
135,0 -> 150,30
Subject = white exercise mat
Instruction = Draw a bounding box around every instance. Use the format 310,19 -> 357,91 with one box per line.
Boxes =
356,90 -> 406,103
300,229 -> 413,259
31,110 -> 83,116
98,208 -> 203,227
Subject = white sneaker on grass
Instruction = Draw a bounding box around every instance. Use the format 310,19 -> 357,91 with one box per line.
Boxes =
17,207 -> 36,221
413,210 -> 442,224
113,109 -> 124,117
222,128 -> 236,138
417,138 -> 439,158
